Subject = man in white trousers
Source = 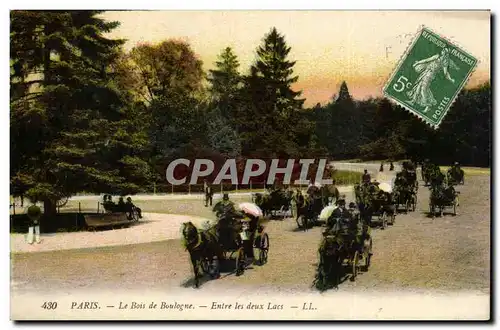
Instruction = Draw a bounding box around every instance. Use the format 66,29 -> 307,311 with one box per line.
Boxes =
26,204 -> 42,244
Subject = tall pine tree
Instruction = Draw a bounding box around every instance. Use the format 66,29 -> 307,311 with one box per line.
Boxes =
238,27 -> 309,158
208,47 -> 241,102
10,10 -> 152,214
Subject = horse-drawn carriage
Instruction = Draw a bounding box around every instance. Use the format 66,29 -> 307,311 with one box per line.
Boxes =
292,184 -> 340,230
393,171 -> 418,213
447,164 -> 465,185
181,201 -> 269,288
252,188 -> 293,218
393,187 -> 417,213
354,183 -> 396,229
422,162 -> 443,186
314,210 -> 372,291
429,184 -> 460,218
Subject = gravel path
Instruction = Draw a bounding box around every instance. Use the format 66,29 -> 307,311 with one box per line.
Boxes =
11,174 -> 490,296
10,213 -> 215,253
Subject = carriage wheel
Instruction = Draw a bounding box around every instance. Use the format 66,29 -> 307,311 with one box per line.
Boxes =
258,233 -> 269,265
296,215 -> 306,229
235,248 -> 245,276
131,210 -> 139,222
351,250 -> 359,281
362,238 -> 372,271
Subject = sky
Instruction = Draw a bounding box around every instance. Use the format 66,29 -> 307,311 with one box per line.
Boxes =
102,10 -> 491,107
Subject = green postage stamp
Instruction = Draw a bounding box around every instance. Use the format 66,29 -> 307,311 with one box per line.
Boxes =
383,27 -> 478,128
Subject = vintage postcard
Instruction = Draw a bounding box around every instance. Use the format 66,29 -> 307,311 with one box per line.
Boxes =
10,10 -> 491,321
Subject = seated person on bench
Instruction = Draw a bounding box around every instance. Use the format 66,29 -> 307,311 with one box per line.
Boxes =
125,197 -> 142,219
102,194 -> 116,212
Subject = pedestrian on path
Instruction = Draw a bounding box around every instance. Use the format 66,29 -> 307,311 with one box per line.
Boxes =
26,204 -> 42,244
204,179 -> 213,207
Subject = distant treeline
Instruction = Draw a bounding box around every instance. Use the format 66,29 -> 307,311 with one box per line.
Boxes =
310,81 -> 491,167
10,11 -> 490,213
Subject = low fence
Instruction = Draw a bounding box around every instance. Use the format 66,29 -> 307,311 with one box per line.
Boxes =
143,174 -> 363,195
9,167 -> 365,212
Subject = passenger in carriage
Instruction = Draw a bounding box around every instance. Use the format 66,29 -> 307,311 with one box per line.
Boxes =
369,182 -> 380,195
215,193 -> 240,248
443,182 -> 456,200
394,172 -> 407,187
221,193 -> 236,211
240,216 -> 255,261
348,202 -> 359,219
362,169 -> 371,184
449,161 -> 461,178
347,202 -> 366,249
326,197 -> 349,232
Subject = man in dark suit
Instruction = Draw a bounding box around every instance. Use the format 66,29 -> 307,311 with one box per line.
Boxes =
204,180 -> 214,207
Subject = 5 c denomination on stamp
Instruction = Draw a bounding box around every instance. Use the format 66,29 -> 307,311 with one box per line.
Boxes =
383,26 -> 478,128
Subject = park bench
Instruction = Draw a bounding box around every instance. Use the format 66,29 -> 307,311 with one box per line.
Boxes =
83,212 -> 134,231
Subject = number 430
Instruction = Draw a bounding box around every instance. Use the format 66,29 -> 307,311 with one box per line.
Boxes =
393,76 -> 412,92
41,301 -> 58,310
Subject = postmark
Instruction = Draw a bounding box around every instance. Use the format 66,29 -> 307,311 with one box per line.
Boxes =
383,26 -> 478,128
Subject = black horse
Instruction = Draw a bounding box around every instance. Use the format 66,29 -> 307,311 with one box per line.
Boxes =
313,234 -> 348,291
181,222 -> 224,288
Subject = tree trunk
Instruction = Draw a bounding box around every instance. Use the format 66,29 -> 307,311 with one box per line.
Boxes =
43,199 -> 57,217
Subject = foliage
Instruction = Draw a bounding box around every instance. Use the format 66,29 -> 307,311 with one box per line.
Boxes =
10,10 -> 152,214
311,81 -> 491,166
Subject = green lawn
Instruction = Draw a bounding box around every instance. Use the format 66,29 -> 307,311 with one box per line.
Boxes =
332,170 -> 362,185
439,166 -> 490,176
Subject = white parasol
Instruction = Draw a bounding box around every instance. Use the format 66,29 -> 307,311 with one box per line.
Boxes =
379,182 -> 393,193
238,202 -> 263,217
319,205 -> 337,221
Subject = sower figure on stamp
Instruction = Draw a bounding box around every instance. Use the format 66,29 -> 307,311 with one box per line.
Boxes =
204,179 -> 213,207
406,48 -> 459,113
26,203 -> 42,244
